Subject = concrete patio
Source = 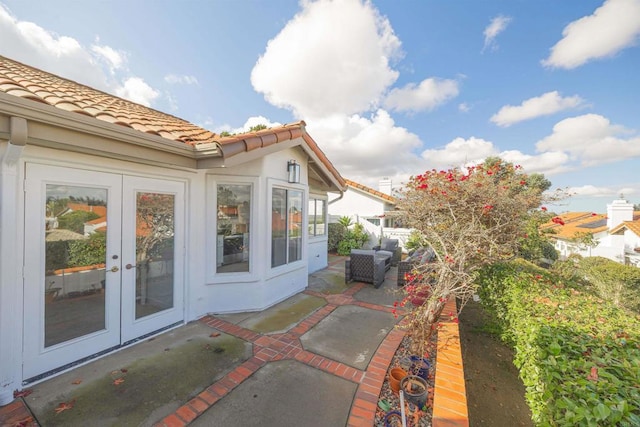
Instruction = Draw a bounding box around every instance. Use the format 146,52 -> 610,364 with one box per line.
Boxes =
1,255 -> 407,426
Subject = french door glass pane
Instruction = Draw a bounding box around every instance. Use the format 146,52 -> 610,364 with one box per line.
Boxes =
216,184 -> 251,273
135,192 -> 175,319
44,185 -> 107,347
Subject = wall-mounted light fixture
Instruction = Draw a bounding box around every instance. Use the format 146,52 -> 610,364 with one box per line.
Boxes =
287,160 -> 301,184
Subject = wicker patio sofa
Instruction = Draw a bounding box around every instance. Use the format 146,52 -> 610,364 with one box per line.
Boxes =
372,238 -> 402,266
397,247 -> 436,287
345,249 -> 391,288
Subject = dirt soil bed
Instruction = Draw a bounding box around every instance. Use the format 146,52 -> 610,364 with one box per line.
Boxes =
458,300 -> 533,427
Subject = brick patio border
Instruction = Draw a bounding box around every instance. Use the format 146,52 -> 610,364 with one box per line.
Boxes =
432,297 -> 470,427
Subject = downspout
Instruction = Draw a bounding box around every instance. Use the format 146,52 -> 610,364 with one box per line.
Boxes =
328,190 -> 344,205
0,117 -> 27,405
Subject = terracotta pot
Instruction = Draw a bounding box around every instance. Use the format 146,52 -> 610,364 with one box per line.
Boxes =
388,367 -> 407,394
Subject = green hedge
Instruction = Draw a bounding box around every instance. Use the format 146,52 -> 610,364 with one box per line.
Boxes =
477,260 -> 640,426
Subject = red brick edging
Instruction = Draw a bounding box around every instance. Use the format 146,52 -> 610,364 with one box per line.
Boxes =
432,298 -> 470,427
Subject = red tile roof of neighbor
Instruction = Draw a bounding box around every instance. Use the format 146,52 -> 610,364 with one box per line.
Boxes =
610,216 -> 640,237
0,55 -> 345,187
541,211 -> 640,239
344,179 -> 397,204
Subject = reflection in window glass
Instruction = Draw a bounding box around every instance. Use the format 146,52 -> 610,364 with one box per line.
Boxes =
135,192 -> 175,319
308,198 -> 326,237
217,184 -> 251,273
44,185 -> 107,347
271,188 -> 303,267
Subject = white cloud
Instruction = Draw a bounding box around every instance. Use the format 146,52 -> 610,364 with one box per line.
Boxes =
164,74 -> 199,85
251,0 -> 402,118
384,78 -> 459,113
483,15 -> 512,52
536,114 -> 640,166
568,184 -> 637,198
115,77 -> 160,107
307,109 -> 423,178
421,137 -> 498,168
498,150 -> 571,175
458,103 -> 470,113
0,5 -> 167,109
0,4 -> 108,89
542,0 -> 640,69
490,91 -> 586,127
91,44 -> 125,73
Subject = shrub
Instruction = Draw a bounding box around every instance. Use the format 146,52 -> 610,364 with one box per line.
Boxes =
404,230 -> 427,252
578,256 -> 640,313
328,223 -> 346,252
477,260 -> 640,426
336,223 -> 369,255
396,159 -> 561,353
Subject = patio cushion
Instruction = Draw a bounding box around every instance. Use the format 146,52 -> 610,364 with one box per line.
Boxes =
380,238 -> 399,252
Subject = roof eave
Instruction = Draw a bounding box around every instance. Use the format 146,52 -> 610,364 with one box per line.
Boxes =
0,92 -> 208,159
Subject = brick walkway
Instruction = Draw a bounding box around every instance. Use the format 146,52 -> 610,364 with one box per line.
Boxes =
153,257 -> 405,427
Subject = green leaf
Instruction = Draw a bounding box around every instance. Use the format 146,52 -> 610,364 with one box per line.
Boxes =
378,399 -> 391,412
594,403 -> 610,421
549,342 -> 561,356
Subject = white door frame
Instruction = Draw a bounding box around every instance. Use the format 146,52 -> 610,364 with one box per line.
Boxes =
23,164 -> 185,381
120,176 -> 185,343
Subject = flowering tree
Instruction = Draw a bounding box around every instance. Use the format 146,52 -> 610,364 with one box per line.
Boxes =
396,159 -> 558,353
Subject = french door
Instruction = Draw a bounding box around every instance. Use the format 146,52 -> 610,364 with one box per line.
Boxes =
23,164 -> 184,381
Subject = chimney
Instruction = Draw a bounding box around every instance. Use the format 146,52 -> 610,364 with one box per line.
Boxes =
607,194 -> 633,229
379,177 -> 392,195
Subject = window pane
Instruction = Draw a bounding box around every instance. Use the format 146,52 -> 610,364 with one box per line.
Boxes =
44,185 -> 107,347
308,200 -> 316,236
289,190 -> 303,263
316,199 -> 326,235
135,192 -> 175,319
217,184 -> 251,273
271,188 -> 287,267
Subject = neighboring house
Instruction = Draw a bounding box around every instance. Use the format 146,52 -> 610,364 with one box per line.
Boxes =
329,178 -> 397,225
328,177 -> 411,247
0,56 -> 345,402
541,196 -> 639,265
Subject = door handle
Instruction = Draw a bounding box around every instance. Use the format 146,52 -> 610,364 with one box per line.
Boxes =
125,264 -> 136,270
109,266 -> 119,273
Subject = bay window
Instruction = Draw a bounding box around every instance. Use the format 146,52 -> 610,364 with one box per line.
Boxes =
216,183 -> 251,273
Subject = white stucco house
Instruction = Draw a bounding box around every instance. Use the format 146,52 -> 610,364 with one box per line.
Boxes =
0,56 -> 346,402
328,178 -> 411,248
542,196 -> 640,266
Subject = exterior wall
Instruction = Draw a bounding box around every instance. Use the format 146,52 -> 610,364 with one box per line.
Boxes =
328,189 -> 386,220
556,230 -> 626,263
0,129 -> 329,399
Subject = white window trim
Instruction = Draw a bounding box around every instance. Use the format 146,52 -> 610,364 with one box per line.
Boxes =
207,175 -> 259,284
267,178 -> 307,279
308,193 -> 328,242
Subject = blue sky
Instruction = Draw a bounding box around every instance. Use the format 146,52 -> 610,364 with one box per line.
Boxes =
1,0 -> 639,212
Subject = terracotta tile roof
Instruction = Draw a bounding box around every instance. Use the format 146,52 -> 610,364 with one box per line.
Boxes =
0,56 -> 345,189
610,216 -> 640,237
0,56 -> 216,145
540,212 -> 608,239
541,211 -> 640,240
344,179 -> 396,204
